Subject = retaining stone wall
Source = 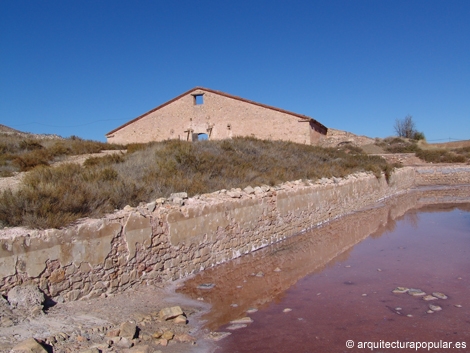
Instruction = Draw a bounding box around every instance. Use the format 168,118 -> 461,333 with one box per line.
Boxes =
0,165 -> 469,302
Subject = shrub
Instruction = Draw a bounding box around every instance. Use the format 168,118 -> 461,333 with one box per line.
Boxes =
1,137 -> 398,229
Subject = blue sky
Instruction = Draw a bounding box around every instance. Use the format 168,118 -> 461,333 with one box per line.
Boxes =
1,0 -> 469,142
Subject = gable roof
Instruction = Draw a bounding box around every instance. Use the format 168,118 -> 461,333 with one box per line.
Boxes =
106,87 -> 327,136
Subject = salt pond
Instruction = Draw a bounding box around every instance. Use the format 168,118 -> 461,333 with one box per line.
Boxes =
179,187 -> 470,352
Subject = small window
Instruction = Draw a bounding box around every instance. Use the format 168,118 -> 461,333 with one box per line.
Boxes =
194,94 -> 204,105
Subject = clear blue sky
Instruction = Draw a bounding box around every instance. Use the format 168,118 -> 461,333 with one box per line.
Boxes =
1,0 -> 469,142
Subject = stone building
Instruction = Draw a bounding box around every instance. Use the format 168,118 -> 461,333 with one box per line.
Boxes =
106,87 -> 327,145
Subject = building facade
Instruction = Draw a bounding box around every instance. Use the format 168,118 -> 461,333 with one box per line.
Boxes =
106,87 -> 327,145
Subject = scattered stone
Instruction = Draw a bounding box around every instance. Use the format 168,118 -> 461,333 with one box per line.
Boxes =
197,283 -> 215,290
125,345 -> 150,353
159,306 -> 184,321
106,328 -> 121,337
283,308 -> 292,313
230,303 -> 238,308
408,288 -> 426,297
120,321 -> 137,339
79,348 -> 100,353
255,271 -> 264,277
207,332 -> 231,341
155,338 -> 168,346
407,314 -> 413,317
429,304 -> 442,312
173,315 -> 187,324
152,331 -> 163,339
392,287 -> 409,294
161,331 -> 174,340
362,294 -> 367,297
427,310 -> 434,314
10,338 -> 47,353
423,295 -> 438,301
273,267 -> 282,272
174,333 -> 196,343
395,307 -> 402,311
454,304 -> 462,308
432,292 -> 448,299
116,337 -> 133,348
246,308 -> 258,314
345,265 -> 351,268
7,284 -> 44,310
377,268 -> 382,272
230,317 -> 253,324
226,324 -> 247,330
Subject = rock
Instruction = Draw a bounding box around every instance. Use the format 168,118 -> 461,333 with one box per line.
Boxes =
408,288 -> 426,297
174,333 -> 196,343
454,304 -> 462,308
197,283 -> 215,289
230,317 -> 253,324
246,308 -> 258,314
432,292 -> 448,299
125,345 -> 150,353
157,338 -> 168,346
255,271 -> 264,277
207,332 -> 231,341
173,315 -> 187,324
427,310 -> 434,314
10,338 -> 48,353
423,295 -> 438,301
79,348 -> 100,353
159,306 -> 183,321
273,267 -> 282,272
119,321 -> 137,339
227,324 -> 247,330
106,328 -> 121,337
283,308 -> 292,313
161,331 -> 174,340
170,192 -> 188,199
392,287 -> 409,294
116,337 -> 133,348
429,304 -> 442,311
227,191 -> 242,198
146,202 -> 156,212
7,285 -> 44,310
395,307 -> 402,311
243,186 -> 255,194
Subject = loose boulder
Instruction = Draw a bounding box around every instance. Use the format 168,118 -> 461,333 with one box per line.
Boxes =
7,285 -> 45,310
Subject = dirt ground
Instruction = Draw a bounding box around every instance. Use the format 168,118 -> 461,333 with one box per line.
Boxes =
1,280 -> 221,353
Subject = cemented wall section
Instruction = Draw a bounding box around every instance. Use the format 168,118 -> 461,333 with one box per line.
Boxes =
0,165 -> 469,302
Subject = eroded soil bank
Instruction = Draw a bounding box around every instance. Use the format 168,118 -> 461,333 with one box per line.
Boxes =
179,187 -> 470,353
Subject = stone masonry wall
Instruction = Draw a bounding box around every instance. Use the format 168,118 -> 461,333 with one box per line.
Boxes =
0,165 -> 469,302
107,89 -> 325,145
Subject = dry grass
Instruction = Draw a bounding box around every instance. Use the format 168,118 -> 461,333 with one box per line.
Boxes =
376,137 -> 470,164
0,134 -> 122,176
0,137 -> 397,229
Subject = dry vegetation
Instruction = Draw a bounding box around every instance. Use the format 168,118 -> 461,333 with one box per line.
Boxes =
1,136 -> 396,229
375,137 -> 470,164
0,134 -> 122,177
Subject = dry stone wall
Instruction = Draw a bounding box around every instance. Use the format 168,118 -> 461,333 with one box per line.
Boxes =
0,165 -> 469,302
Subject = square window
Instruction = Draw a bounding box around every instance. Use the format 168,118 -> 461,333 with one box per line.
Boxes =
194,94 -> 204,105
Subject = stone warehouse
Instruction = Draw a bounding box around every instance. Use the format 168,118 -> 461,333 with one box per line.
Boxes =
106,87 -> 328,145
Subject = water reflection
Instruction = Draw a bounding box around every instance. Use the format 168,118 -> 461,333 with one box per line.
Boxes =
179,186 -> 470,332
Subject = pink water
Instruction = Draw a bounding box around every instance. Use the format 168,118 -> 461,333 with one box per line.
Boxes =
180,190 -> 470,353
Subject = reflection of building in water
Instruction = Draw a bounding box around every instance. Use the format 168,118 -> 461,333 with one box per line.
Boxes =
179,186 -> 470,330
